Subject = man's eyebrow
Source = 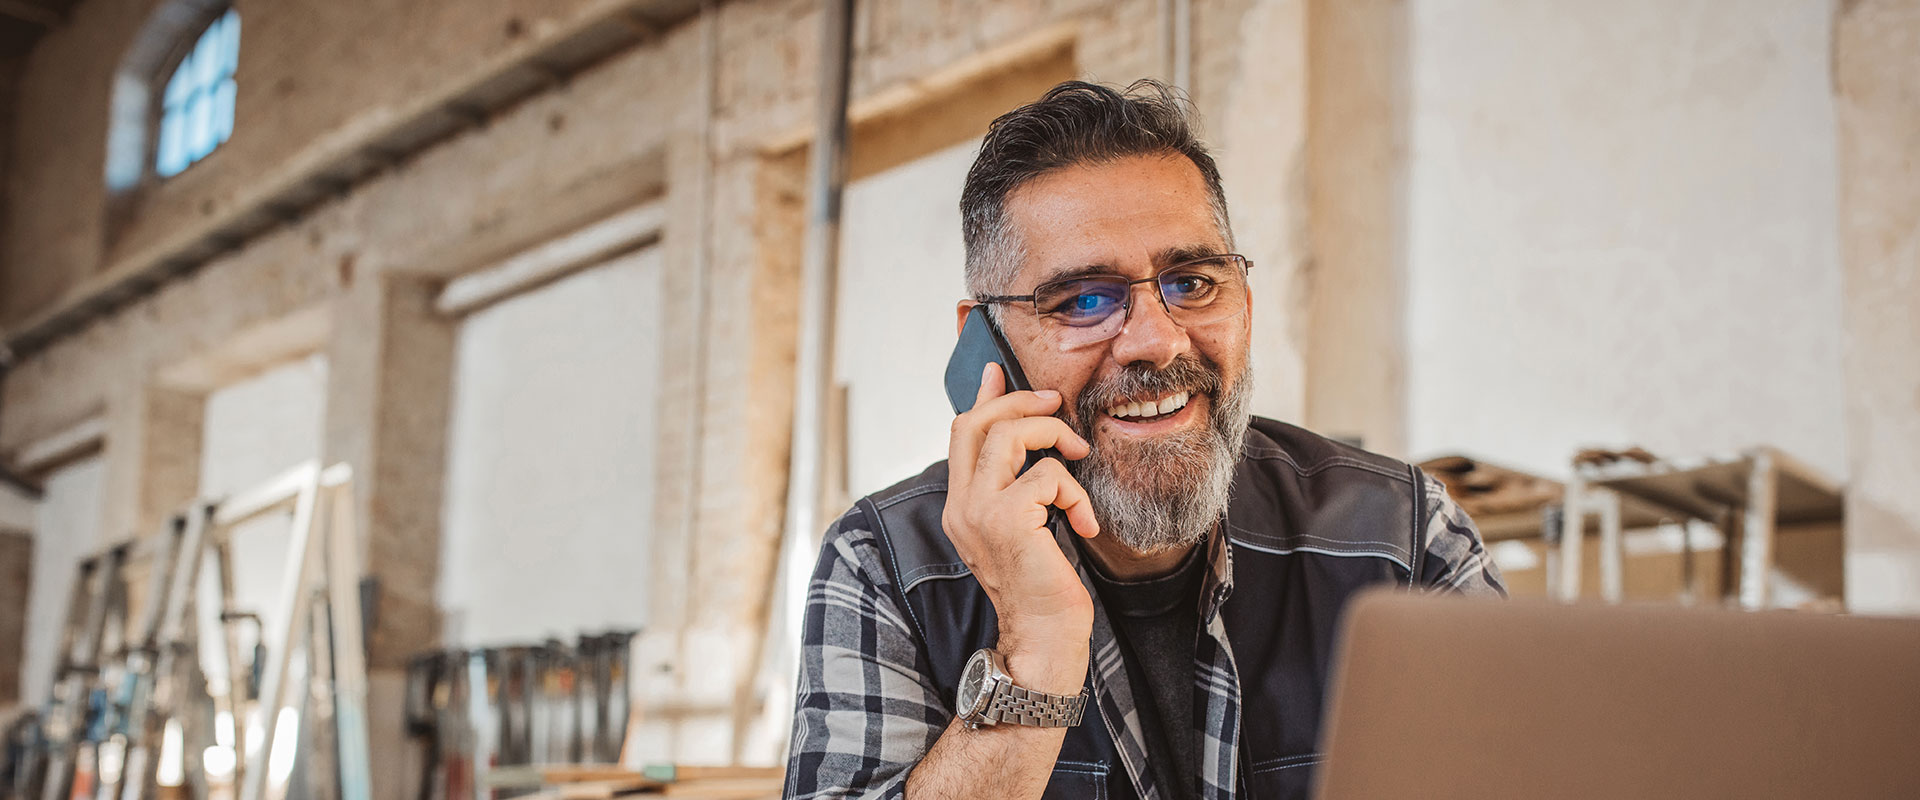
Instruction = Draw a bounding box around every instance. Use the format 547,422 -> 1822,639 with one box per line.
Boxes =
1154,243 -> 1227,267
1031,244 -> 1228,287
1034,262 -> 1119,285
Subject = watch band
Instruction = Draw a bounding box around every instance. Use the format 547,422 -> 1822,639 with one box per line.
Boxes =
984,682 -> 1090,727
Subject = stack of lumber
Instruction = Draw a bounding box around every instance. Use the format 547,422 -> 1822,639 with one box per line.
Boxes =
487,764 -> 784,799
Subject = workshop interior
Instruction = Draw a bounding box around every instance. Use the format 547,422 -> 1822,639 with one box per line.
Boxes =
0,0 -> 1916,798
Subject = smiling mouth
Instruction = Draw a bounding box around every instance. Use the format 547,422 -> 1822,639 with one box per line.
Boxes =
1105,390 -> 1192,423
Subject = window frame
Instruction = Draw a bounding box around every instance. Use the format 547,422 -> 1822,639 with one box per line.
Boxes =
102,0 -> 236,245
103,0 -> 236,196
154,7 -> 240,179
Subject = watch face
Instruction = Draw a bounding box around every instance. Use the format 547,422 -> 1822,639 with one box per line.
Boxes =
957,651 -> 989,716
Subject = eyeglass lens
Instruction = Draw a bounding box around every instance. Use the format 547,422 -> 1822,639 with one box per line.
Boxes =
1031,256 -> 1248,347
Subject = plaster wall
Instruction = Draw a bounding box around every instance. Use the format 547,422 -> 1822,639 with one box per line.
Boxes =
437,248 -> 662,646
0,529 -> 25,706
0,486 -> 29,701
18,456 -> 105,709
1403,0 -> 1848,484
835,139 -> 975,499
1833,0 -> 1920,614
197,355 -> 327,499
0,482 -> 32,528
0,0 -> 629,325
0,0 -> 1318,765
193,354 -> 327,672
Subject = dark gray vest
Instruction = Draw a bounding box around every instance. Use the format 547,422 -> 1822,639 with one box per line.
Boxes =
852,417 -> 1431,800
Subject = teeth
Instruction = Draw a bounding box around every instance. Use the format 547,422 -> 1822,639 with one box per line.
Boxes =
1107,391 -> 1192,420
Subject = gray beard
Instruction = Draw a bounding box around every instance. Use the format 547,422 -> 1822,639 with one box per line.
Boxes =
1063,355 -> 1251,555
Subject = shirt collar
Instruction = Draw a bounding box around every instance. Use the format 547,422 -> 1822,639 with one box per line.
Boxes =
1058,519 -> 1237,624
1200,520 -> 1236,623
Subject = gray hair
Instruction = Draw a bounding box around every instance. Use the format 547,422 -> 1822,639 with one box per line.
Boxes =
960,79 -> 1234,301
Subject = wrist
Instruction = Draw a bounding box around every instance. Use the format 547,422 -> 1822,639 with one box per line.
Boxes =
996,624 -> 1090,696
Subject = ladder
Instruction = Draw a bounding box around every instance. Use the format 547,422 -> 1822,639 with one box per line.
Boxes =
15,461 -> 372,800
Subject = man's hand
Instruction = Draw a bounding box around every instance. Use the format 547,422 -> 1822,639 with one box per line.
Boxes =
942,363 -> 1098,695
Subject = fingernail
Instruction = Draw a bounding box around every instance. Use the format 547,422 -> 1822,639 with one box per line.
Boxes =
1037,389 -> 1059,399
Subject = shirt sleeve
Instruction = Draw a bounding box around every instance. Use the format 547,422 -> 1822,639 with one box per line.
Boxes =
784,518 -> 951,799
1416,473 -> 1509,597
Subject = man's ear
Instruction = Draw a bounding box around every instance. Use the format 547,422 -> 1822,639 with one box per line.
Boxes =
955,300 -> 978,337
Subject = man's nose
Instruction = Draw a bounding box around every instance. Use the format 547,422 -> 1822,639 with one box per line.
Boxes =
1108,284 -> 1190,370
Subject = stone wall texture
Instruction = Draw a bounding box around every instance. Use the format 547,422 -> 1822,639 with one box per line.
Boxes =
1,0 -> 1915,779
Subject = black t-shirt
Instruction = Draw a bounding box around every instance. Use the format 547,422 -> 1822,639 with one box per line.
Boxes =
1085,544 -> 1207,800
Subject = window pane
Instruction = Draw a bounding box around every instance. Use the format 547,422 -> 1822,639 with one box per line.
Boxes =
188,92 -> 212,161
193,23 -> 220,88
221,10 -> 240,76
213,79 -> 235,145
163,58 -> 192,106
153,8 -> 239,178
157,110 -> 185,176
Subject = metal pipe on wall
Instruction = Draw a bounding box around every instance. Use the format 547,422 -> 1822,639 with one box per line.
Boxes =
764,0 -> 854,759
1173,0 -> 1192,90
781,0 -> 854,617
1161,0 -> 1192,90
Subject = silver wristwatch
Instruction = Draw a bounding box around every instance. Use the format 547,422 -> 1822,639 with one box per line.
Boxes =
955,648 -> 1089,729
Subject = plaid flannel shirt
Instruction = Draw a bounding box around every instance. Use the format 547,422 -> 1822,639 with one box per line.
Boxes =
785,471 -> 1506,800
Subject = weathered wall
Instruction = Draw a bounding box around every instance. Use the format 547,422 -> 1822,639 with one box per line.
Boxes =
193,355 -> 327,678
0,529 -> 27,706
14,0 -> 1907,778
1,479 -> 39,711
0,0 -> 630,325
1402,0 -> 1848,481
2,0 -> 1322,768
1304,0 -> 1409,454
835,138 -> 978,500
438,248 -> 662,646
18,457 -> 104,709
1834,0 -> 1920,613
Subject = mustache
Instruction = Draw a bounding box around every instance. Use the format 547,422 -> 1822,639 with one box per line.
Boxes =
1072,354 -> 1224,425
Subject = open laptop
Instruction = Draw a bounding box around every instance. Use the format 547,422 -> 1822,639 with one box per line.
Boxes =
1315,591 -> 1920,799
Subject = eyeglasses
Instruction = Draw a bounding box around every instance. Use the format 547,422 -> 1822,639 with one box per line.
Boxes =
976,254 -> 1252,348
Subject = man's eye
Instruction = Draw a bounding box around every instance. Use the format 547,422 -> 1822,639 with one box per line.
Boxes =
1165,272 -> 1217,302
1041,287 -> 1123,323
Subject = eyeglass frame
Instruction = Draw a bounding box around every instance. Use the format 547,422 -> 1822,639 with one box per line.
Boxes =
973,253 -> 1253,336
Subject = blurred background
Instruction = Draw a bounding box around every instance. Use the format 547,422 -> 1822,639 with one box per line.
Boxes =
0,0 -> 1914,797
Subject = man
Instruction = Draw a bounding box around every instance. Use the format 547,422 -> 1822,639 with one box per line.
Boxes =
784,80 -> 1504,800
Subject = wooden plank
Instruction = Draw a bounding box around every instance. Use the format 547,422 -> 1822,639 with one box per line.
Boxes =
557,779 -> 659,799
659,777 -> 784,798
642,766 -> 783,783
487,765 -> 657,788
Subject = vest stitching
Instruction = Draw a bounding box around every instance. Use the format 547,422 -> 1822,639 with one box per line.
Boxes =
872,482 -> 946,510
901,562 -> 970,580
899,568 -> 973,594
1225,523 -> 1412,559
1407,466 -> 1426,589
1051,760 -> 1110,775
1249,758 -> 1322,773
1228,540 -> 1411,571
1252,753 -> 1321,768
1241,445 -> 1409,482
863,496 -> 935,655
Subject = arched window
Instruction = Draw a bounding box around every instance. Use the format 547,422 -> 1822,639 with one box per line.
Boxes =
155,9 -> 239,177
105,1 -> 236,193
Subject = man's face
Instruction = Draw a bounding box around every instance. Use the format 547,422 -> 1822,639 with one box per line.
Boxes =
964,153 -> 1253,553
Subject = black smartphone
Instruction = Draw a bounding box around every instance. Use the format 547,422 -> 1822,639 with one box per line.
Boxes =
946,305 -> 1034,412
945,305 -> 1063,478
